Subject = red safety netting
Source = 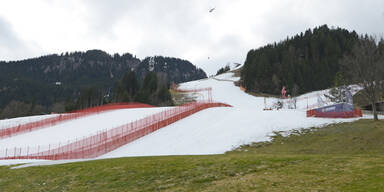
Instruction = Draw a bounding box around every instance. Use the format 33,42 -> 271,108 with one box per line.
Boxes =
172,86 -> 213,102
0,101 -> 231,160
306,108 -> 363,118
0,102 -> 154,139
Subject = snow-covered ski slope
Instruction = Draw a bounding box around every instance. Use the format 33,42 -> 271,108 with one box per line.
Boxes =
0,108 -> 169,158
0,114 -> 58,130
100,72 -> 360,158
0,72 -> 363,166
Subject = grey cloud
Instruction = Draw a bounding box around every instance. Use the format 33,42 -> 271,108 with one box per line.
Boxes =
82,0 -> 210,40
82,0 -> 136,38
255,0 -> 384,45
0,17 -> 23,49
2,0 -> 384,74
0,16 -> 41,61
0,17 -> 27,60
82,0 -> 216,62
325,0 -> 384,36
194,34 -> 248,75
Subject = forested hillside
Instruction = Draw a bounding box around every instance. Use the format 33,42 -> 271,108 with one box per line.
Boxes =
0,50 -> 139,109
136,56 -> 207,84
0,50 -> 206,118
241,25 -> 359,95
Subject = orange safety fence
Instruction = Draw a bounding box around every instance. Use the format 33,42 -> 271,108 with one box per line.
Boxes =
0,101 -> 231,160
172,86 -> 213,102
306,108 -> 363,118
0,102 -> 154,139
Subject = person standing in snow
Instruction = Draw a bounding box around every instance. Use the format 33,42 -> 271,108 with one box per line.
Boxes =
281,86 -> 286,99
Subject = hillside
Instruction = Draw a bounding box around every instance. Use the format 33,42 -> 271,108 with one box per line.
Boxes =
0,50 -> 206,117
0,71 -> 361,166
136,56 -> 207,84
241,25 -> 359,95
0,71 -> 381,191
1,120 -> 384,191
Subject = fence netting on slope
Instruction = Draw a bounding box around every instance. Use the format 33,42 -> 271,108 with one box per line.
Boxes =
172,84 -> 213,102
0,101 -> 231,160
263,85 -> 363,111
0,103 -> 154,139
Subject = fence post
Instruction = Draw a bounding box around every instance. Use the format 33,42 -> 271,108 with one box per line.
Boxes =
70,139 -> 73,159
2,99 -> 225,160
104,130 -> 107,154
48,144 -> 51,160
37,145 -> 40,158
57,142 -> 61,160
82,136 -> 85,159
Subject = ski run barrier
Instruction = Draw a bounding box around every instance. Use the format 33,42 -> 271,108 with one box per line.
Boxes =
306,103 -> 363,118
0,103 -> 154,139
0,101 -> 231,160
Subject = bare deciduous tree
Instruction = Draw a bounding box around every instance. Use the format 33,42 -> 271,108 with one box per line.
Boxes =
340,35 -> 384,120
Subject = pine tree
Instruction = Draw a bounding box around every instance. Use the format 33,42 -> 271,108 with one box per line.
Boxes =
241,25 -> 359,95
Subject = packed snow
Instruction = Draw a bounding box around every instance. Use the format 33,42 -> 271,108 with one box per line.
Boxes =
0,71 -> 368,167
0,114 -> 58,130
0,107 -> 170,149
100,73 -> 361,159
213,72 -> 240,82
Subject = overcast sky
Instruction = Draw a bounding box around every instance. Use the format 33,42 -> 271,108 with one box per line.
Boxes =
0,0 -> 383,75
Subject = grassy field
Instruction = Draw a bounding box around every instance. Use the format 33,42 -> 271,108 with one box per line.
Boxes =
1,120 -> 384,191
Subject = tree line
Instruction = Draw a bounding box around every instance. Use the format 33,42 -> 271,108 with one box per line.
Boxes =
63,71 -> 173,112
216,65 -> 231,76
340,35 -> 384,120
241,25 -> 384,120
0,71 -> 173,119
0,51 -> 205,119
241,25 -> 359,95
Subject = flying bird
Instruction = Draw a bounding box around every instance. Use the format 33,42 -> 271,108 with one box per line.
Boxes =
209,7 -> 215,13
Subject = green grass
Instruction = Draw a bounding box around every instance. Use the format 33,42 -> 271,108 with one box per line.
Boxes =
1,120 -> 384,191
230,119 -> 384,155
